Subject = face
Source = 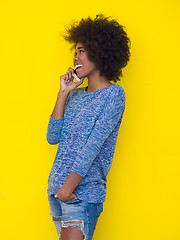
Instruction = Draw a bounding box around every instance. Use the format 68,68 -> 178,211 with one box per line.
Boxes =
73,43 -> 98,79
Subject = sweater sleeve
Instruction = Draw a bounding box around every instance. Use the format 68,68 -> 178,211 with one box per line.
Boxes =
46,116 -> 64,145
71,88 -> 125,177
46,91 -> 73,145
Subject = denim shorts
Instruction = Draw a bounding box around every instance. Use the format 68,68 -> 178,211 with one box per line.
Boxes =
48,194 -> 103,240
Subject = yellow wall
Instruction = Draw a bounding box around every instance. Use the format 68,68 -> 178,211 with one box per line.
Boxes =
0,1 -> 180,239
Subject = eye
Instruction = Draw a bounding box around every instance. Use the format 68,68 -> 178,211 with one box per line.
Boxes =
74,49 -> 85,57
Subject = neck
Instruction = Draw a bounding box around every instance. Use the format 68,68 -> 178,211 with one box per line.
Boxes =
86,71 -> 111,92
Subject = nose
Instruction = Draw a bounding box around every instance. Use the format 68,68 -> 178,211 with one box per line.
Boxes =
73,53 -> 79,63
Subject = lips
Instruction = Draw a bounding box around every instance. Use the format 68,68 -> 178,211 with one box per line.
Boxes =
75,64 -> 83,71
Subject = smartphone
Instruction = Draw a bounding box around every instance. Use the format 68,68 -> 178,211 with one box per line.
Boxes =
72,65 -> 82,82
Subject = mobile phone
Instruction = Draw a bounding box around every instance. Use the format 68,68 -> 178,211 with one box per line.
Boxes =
72,65 -> 83,82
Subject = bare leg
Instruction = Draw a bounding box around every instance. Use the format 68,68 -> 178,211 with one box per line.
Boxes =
61,221 -> 85,240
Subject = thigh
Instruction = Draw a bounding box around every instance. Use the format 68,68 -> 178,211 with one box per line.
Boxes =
57,197 -> 103,240
48,194 -> 62,218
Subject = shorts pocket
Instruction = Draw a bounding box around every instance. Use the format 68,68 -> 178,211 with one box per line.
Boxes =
61,196 -> 82,204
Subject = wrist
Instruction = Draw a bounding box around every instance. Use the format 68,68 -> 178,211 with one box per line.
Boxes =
57,90 -> 70,102
58,89 -> 70,96
56,188 -> 76,202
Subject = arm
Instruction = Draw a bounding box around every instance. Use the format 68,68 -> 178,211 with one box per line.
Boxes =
51,90 -> 70,120
56,171 -> 83,201
71,88 -> 125,177
46,91 -> 69,145
46,68 -> 84,145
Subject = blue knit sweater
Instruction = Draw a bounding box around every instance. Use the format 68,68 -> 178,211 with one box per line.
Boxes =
46,84 -> 125,203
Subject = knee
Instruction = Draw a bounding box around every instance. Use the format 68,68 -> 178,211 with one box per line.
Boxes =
61,220 -> 85,240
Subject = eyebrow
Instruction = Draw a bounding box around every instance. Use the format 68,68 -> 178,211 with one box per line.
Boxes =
77,46 -> 84,50
74,46 -> 85,56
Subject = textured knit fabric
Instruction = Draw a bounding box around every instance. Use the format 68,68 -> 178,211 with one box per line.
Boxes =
46,83 -> 125,203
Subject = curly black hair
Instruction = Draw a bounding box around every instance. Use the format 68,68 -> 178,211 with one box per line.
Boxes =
63,14 -> 131,82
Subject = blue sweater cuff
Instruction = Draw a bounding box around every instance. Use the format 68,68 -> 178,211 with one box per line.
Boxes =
49,115 -> 64,124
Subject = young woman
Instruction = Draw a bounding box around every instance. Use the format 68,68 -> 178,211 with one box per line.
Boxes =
46,14 -> 131,240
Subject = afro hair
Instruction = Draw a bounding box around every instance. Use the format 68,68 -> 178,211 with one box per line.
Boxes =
64,14 -> 131,82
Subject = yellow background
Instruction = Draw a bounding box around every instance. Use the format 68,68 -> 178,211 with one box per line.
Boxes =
0,1 -> 180,239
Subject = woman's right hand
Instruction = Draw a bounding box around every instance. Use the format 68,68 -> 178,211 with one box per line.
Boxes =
59,67 -> 84,93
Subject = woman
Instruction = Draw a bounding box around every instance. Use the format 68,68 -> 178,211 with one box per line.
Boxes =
46,14 -> 131,240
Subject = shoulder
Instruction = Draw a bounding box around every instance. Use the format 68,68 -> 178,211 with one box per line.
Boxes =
108,84 -> 125,103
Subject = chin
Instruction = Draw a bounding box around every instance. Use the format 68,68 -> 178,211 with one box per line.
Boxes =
78,74 -> 86,79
